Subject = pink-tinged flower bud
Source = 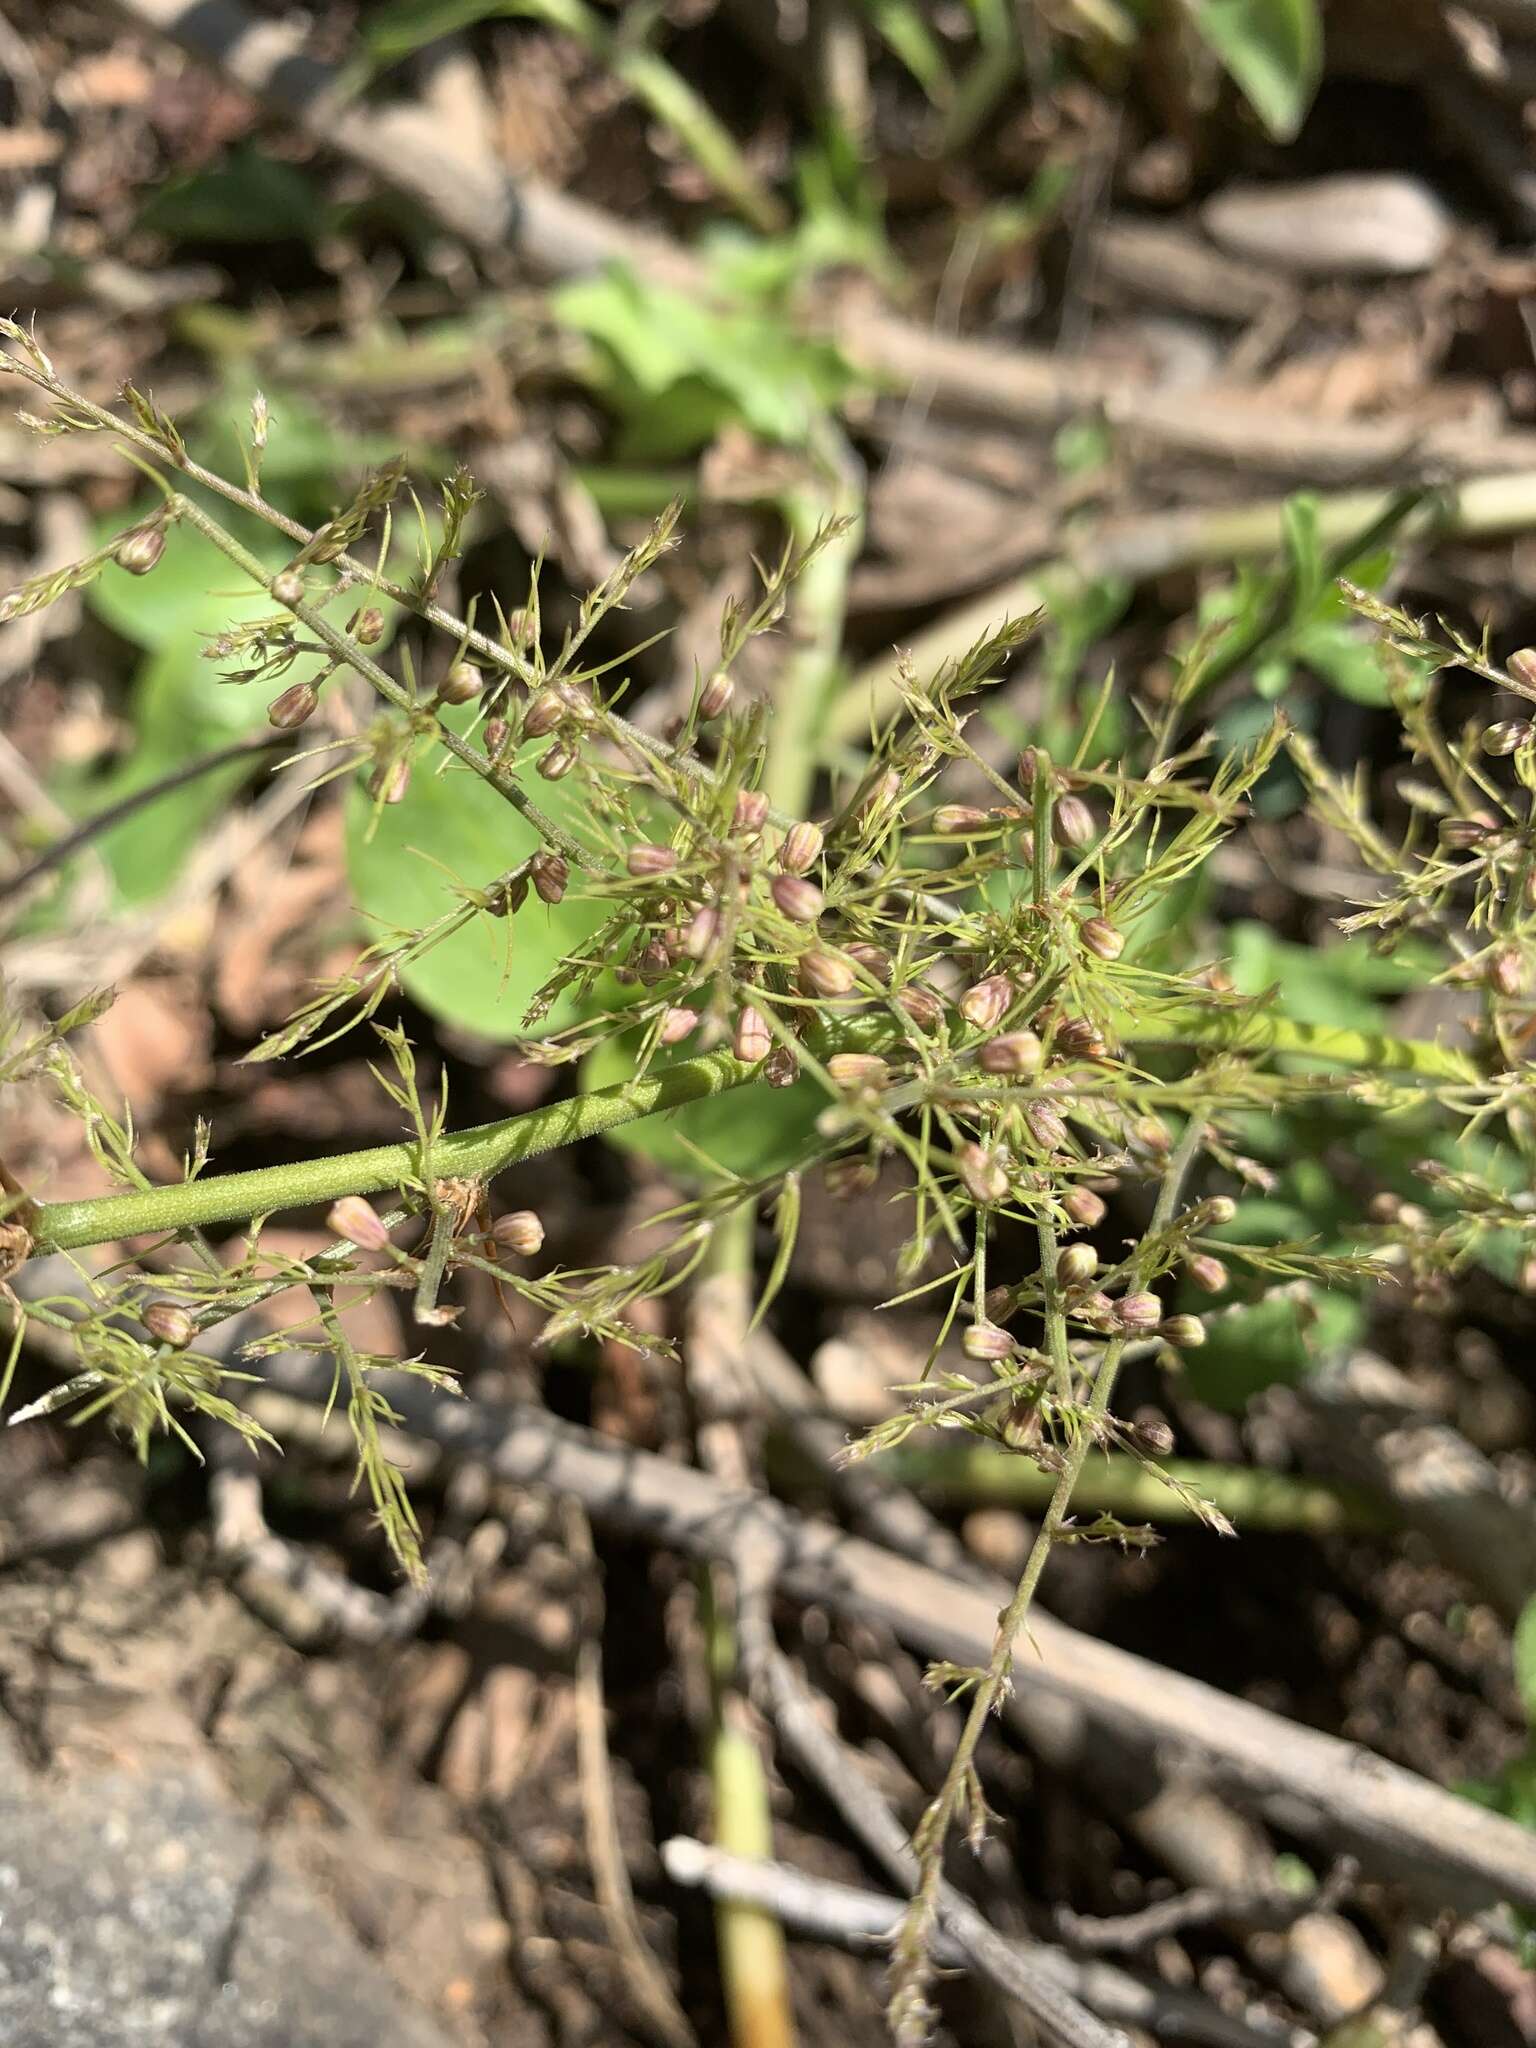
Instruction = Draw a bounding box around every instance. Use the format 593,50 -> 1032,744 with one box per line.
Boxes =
1080,916 -> 1124,961
268,681 -> 319,729
1160,1314 -> 1206,1349
683,905 -> 722,959
1057,1244 -> 1098,1285
659,1005 -> 698,1045
1482,719 -> 1533,757
636,939 -> 671,984
1185,1254 -> 1229,1293
979,1030 -> 1043,1076
734,1006 -> 772,1064
957,1141 -> 1010,1205
628,844 -> 678,879
1196,1195 -> 1237,1226
1490,947 -> 1526,998
369,757 -> 411,805
1521,1254 -> 1536,1296
764,1044 -> 799,1088
1077,1290 -> 1116,1328
1024,1099 -> 1068,1152
734,789 -> 770,835
489,873 -> 527,916
1062,1186 -> 1106,1229
828,1053 -> 888,1089
856,767 -> 900,827
143,1299 -> 194,1348
845,942 -> 892,984
1116,1291 -> 1162,1332
959,974 -> 1013,1032
1017,746 -> 1038,789
115,524 -> 167,577
523,690 -> 564,738
1132,1115 -> 1171,1156
1509,648 -> 1536,692
484,716 -> 510,760
1439,813 -> 1498,850
698,670 -> 734,719
438,662 -> 482,705
896,983 -> 944,1031
1128,1412 -> 1175,1456
799,950 -> 856,998
327,1196 -> 391,1250
963,1320 -> 1016,1362
771,873 -> 823,923
537,741 -> 578,781
270,567 -> 304,607
349,605 -> 385,645
1397,1202 -> 1430,1230
1055,1016 -> 1106,1059
530,851 -> 567,904
1052,794 -> 1096,850
933,805 -> 989,836
778,820 -> 824,874
1368,1190 -> 1402,1222
492,1209 -> 545,1256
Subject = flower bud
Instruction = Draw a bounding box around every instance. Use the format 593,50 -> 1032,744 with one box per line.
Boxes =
438,662 -> 482,705
963,1320 -> 1016,1362
523,690 -> 564,738
857,768 -> 900,826
484,716 -> 510,759
1160,1314 -> 1206,1349
771,873 -> 823,923
1490,946 -> 1526,998
1062,1186 -> 1107,1229
896,984 -> 945,1032
1132,1115 -> 1171,1157
698,670 -> 734,720
657,1005 -> 698,1045
1368,1190 -> 1402,1223
307,522 -> 346,563
1057,1243 -> 1098,1286
764,1044 -> 799,1088
979,1030 -> 1043,1076
530,851 -> 567,904
683,905 -> 722,959
1080,916 -> 1124,961
270,567 -> 305,607
636,939 -> 671,984
1482,719 -> 1533,757
1185,1254 -> 1229,1293
799,950 -> 856,998
778,821 -> 824,875
143,1300 -> 194,1348
1055,1016 -> 1106,1059
1017,747 -> 1038,789
824,1157 -> 877,1199
492,1209 -> 545,1256
268,681 -> 319,729
1053,795 -> 1096,849
349,605 -> 385,646
538,741 -> 578,781
1397,1202 -> 1430,1231
957,1141 -> 1010,1205
369,757 -> 411,805
1197,1195 -> 1237,1226
959,974 -> 1013,1032
734,789 -> 770,835
1116,1291 -> 1162,1332
828,1053 -> 889,1089
845,942 -> 892,984
1509,648 -> 1536,692
628,844 -> 678,879
116,525 -> 166,576
327,1196 -> 391,1250
1127,1412 -> 1175,1456
1439,813 -> 1498,850
934,805 -> 989,836
1521,1253 -> 1536,1296
1024,1100 -> 1068,1152
734,1006 -> 772,1064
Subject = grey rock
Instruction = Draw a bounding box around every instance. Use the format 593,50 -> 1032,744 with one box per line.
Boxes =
0,1738 -> 456,2048
1202,175 -> 1454,277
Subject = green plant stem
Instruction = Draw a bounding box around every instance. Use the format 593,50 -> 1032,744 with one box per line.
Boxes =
29,1008 -> 1477,1255
891,1117 -> 1207,2021
872,1443 -> 1388,1534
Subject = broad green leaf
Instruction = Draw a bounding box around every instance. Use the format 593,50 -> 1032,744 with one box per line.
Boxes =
1189,0 -> 1322,142
579,1024 -> 821,1180
138,146 -> 329,245
1516,1595 -> 1536,1726
345,739 -> 607,1039
1227,922 -> 1428,1032
1182,1287 -> 1363,1411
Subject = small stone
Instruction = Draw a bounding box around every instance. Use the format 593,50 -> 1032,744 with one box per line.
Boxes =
1202,175 -> 1453,278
